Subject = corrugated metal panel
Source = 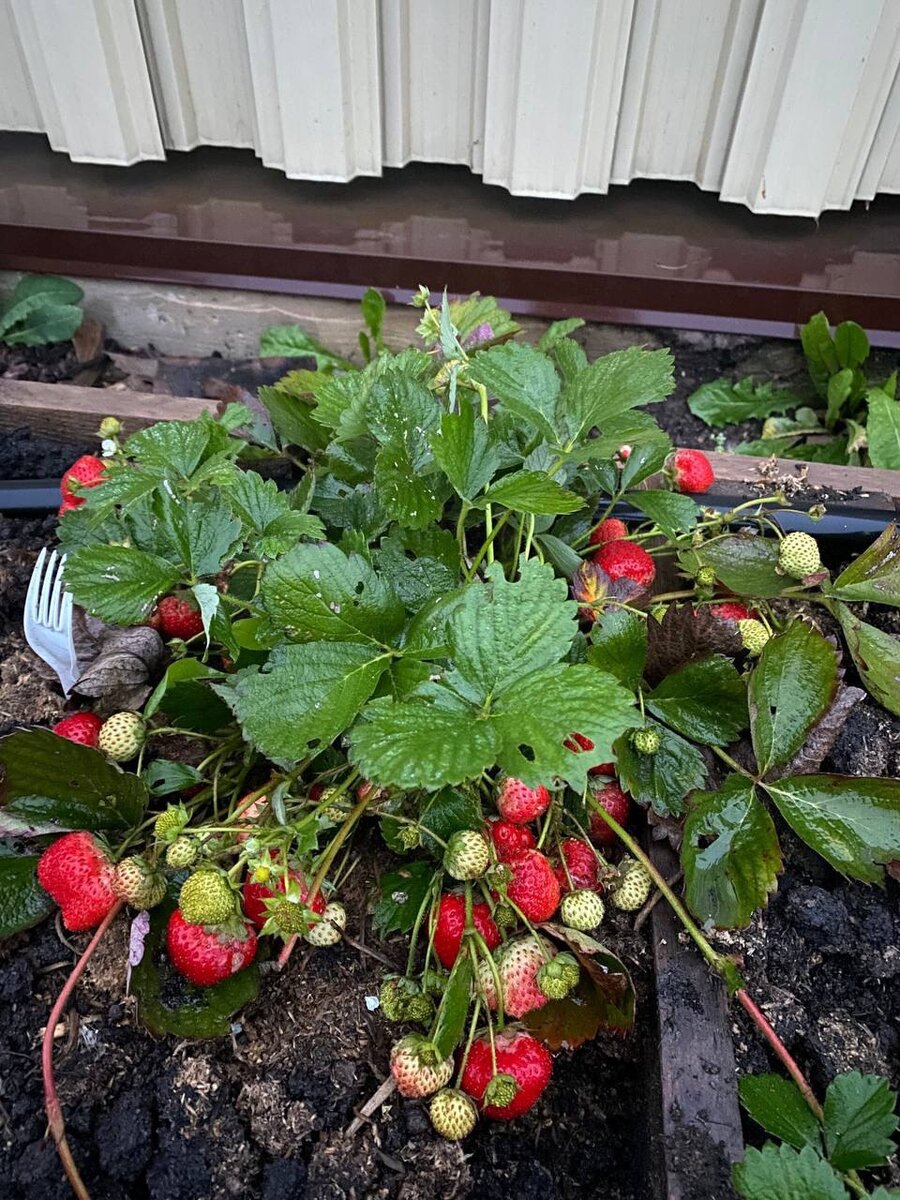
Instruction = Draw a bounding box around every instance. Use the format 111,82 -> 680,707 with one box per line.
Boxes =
2,0 -> 900,215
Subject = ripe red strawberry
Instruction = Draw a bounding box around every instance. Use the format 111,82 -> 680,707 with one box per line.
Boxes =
166,909 -> 258,986
57,495 -> 79,518
554,838 -> 600,892
496,778 -> 550,825
506,850 -> 560,922
431,892 -> 501,969
592,540 -> 656,590
588,517 -> 627,547
488,817 -> 536,863
669,448 -> 715,494
52,711 -> 103,748
37,832 -> 117,931
156,595 -> 205,640
589,782 -> 631,847
709,602 -> 753,622
462,1031 -> 553,1120
60,454 -> 107,508
242,868 -> 325,930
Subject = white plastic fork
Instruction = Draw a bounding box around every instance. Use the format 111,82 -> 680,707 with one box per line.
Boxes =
23,547 -> 78,695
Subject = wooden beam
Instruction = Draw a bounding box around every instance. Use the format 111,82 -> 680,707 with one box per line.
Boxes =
704,449 -> 900,504
0,378 -> 216,441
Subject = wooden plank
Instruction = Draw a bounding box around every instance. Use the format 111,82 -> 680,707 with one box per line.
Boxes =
0,378 -> 216,441
703,449 -> 900,504
651,839 -> 744,1200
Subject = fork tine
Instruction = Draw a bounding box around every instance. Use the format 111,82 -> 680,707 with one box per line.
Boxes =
38,550 -> 58,626
59,589 -> 74,636
49,561 -> 65,630
26,547 -> 48,622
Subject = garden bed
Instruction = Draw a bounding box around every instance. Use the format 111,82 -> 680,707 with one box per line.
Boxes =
1,316 -> 899,1200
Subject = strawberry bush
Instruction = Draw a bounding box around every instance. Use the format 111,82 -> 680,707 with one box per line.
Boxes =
2,289 -> 899,1193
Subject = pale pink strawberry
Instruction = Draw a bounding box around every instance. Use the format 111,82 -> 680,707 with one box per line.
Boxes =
479,935 -> 553,1018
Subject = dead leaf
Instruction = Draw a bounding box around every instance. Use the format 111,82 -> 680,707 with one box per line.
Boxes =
74,623 -> 164,710
72,317 -> 105,363
645,603 -> 742,684
772,682 -> 865,779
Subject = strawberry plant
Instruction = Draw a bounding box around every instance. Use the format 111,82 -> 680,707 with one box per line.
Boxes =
688,310 -> 900,467
1,288 -> 899,1195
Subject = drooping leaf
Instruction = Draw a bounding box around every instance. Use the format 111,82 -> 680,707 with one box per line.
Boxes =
147,659 -> 232,733
683,535 -> 786,598
64,545 -> 180,625
738,1074 -> 822,1151
763,774 -> 900,885
257,384 -> 331,452
526,925 -> 635,1045
866,389 -> 900,468
0,729 -> 147,831
221,642 -> 390,766
733,1142 -> 848,1200
625,489 -> 697,539
433,954 -> 473,1057
467,341 -> 561,443
823,1071 -> 899,1171
587,607 -> 647,690
682,775 -> 782,928
829,523 -> 900,608
477,470 -> 583,516
749,624 -> 839,774
0,854 -> 56,938
646,655 -> 747,746
262,542 -> 404,645
613,720 -> 707,817
833,603 -> 900,717
687,377 -> 800,428
372,861 -> 435,936
132,893 -> 258,1037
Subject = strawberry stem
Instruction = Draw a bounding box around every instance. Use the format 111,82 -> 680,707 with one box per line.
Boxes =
43,900 -> 124,1200
734,988 -> 824,1122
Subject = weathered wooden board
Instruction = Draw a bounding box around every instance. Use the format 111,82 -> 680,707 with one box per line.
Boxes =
651,839 -> 744,1200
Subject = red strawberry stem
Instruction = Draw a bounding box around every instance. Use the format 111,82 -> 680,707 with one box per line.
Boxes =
43,900 -> 124,1200
276,772 -> 362,968
591,806 -> 826,1124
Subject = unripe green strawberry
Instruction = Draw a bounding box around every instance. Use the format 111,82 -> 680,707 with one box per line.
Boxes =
535,961 -> 572,1000
397,825 -> 420,851
778,531 -> 821,579
270,897 -> 311,935
98,416 -> 123,439
554,952 -> 581,990
113,856 -> 167,909
429,1088 -> 478,1140
390,1034 -> 453,1098
179,870 -> 236,926
154,804 -> 189,842
405,993 -> 436,1023
305,901 -> 346,946
98,712 -> 144,762
493,903 -> 517,930
444,830 -> 490,881
166,837 -> 198,869
632,727 -> 662,755
380,978 -> 407,1021
696,565 -> 717,588
739,619 -> 770,656
320,786 -> 349,822
611,856 -> 652,912
560,888 -> 605,931
482,1073 -> 518,1109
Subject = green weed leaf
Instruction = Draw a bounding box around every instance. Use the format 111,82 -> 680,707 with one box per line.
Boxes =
687,378 -> 799,427
866,389 -> 900,469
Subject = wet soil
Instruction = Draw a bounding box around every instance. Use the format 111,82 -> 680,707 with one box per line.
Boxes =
0,510 -> 654,1200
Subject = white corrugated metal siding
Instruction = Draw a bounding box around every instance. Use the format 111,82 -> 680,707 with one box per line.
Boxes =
1,0 -> 899,216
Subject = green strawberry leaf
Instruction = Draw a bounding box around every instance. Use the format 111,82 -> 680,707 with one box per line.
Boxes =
220,642 -> 391,766
587,607 -> 647,690
476,470 -> 583,516
646,655 -> 747,746
829,524 -> 900,608
823,1071 -> 899,1171
64,544 -> 180,625
682,775 -> 782,928
154,490 -> 242,579
125,417 -> 226,477
833,602 -> 900,717
374,538 -> 457,611
227,469 -> 324,556
141,760 -> 204,798
132,892 -> 259,1038
763,774 -> 900,885
349,695 -> 499,790
430,401 -> 501,500
257,384 -> 331,453
625,489 -> 697,539
368,376 -> 444,529
419,787 -> 483,857
560,347 -> 674,444
0,729 -> 147,831
433,953 -> 473,1058
262,543 -> 405,645
733,1143 -> 848,1200
614,721 -> 707,817
682,535 -> 786,598
372,861 -> 435,936
749,624 -> 839,774
0,853 -> 56,938
537,318 -> 585,351
467,341 -> 561,444
739,1074 -> 822,1151
146,659 -> 232,733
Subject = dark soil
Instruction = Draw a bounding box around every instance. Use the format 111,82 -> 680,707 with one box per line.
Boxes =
0,509 -> 655,1200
